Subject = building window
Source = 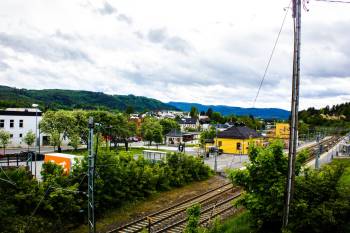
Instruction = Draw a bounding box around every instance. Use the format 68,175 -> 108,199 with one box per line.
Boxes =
19,120 -> 23,128
19,134 -> 23,138
0,119 -> 4,128
10,120 -> 14,128
236,142 -> 242,151
10,134 -> 13,138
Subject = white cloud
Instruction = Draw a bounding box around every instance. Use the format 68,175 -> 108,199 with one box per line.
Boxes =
0,0 -> 349,111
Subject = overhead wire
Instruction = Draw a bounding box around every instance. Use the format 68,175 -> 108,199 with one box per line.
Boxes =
252,1 -> 292,107
0,166 -> 16,186
22,172 -> 87,232
313,0 -> 350,3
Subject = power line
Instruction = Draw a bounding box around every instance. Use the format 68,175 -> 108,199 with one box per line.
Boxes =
0,166 -> 16,186
252,1 -> 292,107
314,0 -> 350,3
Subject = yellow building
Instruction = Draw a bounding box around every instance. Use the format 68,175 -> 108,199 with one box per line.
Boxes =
214,126 -> 263,154
275,123 -> 290,139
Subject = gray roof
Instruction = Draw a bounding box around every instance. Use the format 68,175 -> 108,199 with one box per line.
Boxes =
178,118 -> 198,125
217,126 -> 261,139
166,129 -> 199,137
166,129 -> 184,137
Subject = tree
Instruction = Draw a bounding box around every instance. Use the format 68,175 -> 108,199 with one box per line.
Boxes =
141,118 -> 163,147
206,108 -> 213,118
210,112 -> 224,123
125,106 -> 134,114
23,130 -> 36,152
184,204 -> 201,233
144,129 -> 153,147
0,130 -> 11,156
153,127 -> 163,150
229,140 -> 308,232
69,133 -> 80,151
199,128 -> 216,146
71,110 -> 88,146
40,110 -> 75,152
159,118 -> 180,135
190,106 -> 199,119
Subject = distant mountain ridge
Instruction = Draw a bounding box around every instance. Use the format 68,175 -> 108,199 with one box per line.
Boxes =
0,85 -> 177,112
0,85 -> 290,119
168,102 -> 290,120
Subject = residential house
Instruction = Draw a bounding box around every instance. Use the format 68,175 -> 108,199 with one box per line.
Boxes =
165,129 -> 199,146
214,125 -> 262,154
275,123 -> 290,139
178,118 -> 200,131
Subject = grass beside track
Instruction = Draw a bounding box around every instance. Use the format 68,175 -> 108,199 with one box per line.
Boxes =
69,176 -> 227,233
215,211 -> 252,233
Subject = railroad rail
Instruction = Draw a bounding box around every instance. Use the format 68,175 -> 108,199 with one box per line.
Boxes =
108,135 -> 343,233
303,136 -> 342,164
109,182 -> 237,233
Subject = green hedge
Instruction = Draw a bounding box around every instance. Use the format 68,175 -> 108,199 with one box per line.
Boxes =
0,151 -> 212,233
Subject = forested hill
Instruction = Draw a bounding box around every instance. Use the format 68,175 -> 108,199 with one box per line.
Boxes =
168,101 -> 290,120
0,85 -> 177,112
299,102 -> 350,126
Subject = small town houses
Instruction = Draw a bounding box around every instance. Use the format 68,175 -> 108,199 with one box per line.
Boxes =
165,129 -> 199,146
178,118 -> 200,131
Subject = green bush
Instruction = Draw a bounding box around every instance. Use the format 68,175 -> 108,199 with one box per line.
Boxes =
229,140 -> 350,233
71,150 -> 212,213
0,150 -> 212,232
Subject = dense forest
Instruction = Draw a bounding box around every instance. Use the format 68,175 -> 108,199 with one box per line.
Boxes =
0,85 -> 177,112
299,102 -> 350,129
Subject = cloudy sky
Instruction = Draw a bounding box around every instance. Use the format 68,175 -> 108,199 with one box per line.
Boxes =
0,0 -> 349,110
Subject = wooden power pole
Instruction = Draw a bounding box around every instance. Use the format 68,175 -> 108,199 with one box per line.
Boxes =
283,0 -> 301,228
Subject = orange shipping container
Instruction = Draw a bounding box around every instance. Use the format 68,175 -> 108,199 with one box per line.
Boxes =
44,153 -> 83,174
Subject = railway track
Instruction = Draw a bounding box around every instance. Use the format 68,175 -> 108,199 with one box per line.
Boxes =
108,135 -> 342,233
303,136 -> 342,164
108,182 -> 239,233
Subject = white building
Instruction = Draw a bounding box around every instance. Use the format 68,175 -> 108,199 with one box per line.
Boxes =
178,118 -> 200,131
0,108 -> 42,147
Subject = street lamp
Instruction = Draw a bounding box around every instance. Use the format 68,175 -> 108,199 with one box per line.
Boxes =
32,104 -> 38,179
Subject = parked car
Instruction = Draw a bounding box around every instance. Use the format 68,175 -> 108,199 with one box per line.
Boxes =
206,146 -> 223,157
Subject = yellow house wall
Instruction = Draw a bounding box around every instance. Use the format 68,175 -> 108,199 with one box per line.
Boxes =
214,138 -> 263,154
275,123 -> 290,139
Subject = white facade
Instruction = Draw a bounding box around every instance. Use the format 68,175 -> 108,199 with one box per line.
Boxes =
0,108 -> 42,147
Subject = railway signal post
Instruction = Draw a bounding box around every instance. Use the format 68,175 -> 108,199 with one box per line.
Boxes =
88,117 -> 96,233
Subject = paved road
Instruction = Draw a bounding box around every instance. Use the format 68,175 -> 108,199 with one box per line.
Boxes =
0,145 -> 86,155
204,154 -> 249,172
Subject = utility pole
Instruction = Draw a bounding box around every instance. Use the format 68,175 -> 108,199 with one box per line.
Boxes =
88,117 -> 96,233
283,0 -> 301,229
315,133 -> 320,169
